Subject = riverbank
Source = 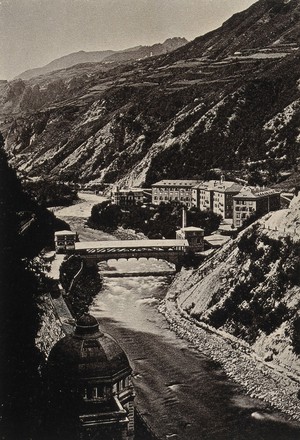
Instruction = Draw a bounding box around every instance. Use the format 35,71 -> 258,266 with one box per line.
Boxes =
160,286 -> 300,421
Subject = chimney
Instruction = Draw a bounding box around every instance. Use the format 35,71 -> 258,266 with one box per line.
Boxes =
182,207 -> 187,229
220,174 -> 225,184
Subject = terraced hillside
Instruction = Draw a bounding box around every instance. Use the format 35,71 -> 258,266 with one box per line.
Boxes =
1,0 -> 299,188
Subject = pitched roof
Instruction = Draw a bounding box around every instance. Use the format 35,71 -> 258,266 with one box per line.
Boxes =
234,187 -> 281,199
152,180 -> 200,187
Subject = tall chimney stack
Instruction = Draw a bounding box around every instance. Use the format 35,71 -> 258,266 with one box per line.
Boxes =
182,207 -> 187,229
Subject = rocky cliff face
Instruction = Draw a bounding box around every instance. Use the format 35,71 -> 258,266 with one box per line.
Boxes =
171,196 -> 300,374
1,0 -> 300,187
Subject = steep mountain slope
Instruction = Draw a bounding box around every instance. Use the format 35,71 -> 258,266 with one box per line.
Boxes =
1,0 -> 300,187
16,37 -> 188,81
171,195 -> 300,375
161,0 -> 300,64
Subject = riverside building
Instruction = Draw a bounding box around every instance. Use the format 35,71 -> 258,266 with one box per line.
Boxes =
112,187 -> 144,206
192,178 -> 242,219
46,314 -> 135,440
176,207 -> 204,252
151,180 -> 200,208
233,187 -> 281,228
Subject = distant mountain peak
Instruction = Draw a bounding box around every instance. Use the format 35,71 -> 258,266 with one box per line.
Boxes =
16,37 -> 188,81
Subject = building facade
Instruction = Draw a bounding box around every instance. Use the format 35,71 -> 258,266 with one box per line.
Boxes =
176,226 -> 204,252
152,179 -> 281,225
212,181 -> 242,219
192,179 -> 242,219
152,180 -> 200,208
112,188 -> 145,206
233,187 -> 281,228
54,230 -> 77,253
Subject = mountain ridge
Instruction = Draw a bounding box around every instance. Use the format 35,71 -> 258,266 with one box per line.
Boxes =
1,0 -> 299,189
15,37 -> 188,81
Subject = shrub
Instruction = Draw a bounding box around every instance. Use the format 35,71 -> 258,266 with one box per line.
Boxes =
209,307 -> 228,329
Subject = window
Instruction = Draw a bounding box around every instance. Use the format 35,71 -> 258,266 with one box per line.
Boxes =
92,387 -> 98,398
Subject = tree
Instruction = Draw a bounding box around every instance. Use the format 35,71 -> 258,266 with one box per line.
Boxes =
0,149 -> 44,439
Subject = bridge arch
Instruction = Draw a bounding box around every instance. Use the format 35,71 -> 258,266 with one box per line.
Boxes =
73,239 -> 188,272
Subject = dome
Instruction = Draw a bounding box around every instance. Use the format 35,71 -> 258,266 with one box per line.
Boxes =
47,314 -> 131,384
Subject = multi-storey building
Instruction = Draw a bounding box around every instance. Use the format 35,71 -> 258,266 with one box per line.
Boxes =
192,179 -> 242,219
212,181 -> 242,219
152,180 -> 200,208
192,181 -> 214,211
233,187 -> 281,228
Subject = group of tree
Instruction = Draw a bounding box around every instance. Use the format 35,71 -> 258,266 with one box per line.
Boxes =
23,180 -> 78,208
88,200 -> 222,238
0,145 -> 69,439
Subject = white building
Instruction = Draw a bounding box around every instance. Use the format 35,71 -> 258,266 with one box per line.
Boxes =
152,180 -> 200,208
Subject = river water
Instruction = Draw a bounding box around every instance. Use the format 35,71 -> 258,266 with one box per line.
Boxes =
90,258 -> 300,440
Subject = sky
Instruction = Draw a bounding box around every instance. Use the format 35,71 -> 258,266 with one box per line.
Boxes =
0,0 -> 257,80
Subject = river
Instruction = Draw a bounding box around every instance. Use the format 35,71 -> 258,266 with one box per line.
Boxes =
89,259 -> 300,440
56,194 -> 300,440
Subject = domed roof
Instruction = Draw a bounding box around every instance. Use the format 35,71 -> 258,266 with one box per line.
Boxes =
47,314 -> 131,384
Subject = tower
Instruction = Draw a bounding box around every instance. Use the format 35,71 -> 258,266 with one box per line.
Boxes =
46,314 -> 135,440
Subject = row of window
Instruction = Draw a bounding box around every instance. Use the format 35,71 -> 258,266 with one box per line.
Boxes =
83,377 -> 130,400
153,187 -> 191,192
235,206 -> 255,212
153,196 -> 191,201
234,200 -> 254,205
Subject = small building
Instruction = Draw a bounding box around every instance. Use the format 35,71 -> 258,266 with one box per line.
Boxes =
152,180 -> 200,208
204,234 -> 231,248
233,187 -> 281,228
46,314 -> 135,440
176,226 -> 204,252
54,230 -> 77,253
112,188 -> 144,206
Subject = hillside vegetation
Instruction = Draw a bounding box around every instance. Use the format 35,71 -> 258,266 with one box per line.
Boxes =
0,147 -> 70,439
171,195 -> 300,374
1,0 -> 300,189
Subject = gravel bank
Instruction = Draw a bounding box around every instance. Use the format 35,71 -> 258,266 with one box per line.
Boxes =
160,292 -> 300,421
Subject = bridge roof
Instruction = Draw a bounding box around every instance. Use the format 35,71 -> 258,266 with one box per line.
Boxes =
75,239 -> 188,250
